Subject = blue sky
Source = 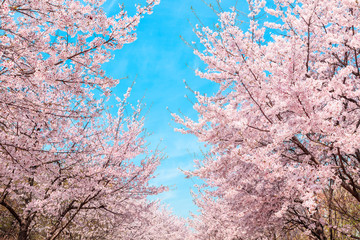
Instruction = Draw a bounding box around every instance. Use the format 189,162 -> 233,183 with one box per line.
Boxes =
101,0 -> 246,218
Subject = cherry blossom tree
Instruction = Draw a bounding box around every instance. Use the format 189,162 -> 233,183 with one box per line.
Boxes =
114,202 -> 192,240
45,200 -> 192,240
175,0 -> 360,239
0,0 -> 167,239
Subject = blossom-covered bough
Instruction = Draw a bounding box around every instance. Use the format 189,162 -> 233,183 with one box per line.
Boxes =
174,0 -> 360,239
0,0 -> 195,239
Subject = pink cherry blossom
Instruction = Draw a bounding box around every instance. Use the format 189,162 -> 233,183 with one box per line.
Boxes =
0,0 -> 195,239
175,0 -> 360,238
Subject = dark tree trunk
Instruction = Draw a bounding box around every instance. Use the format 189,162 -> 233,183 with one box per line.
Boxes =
17,218 -> 31,240
17,226 -> 28,240
312,221 -> 327,240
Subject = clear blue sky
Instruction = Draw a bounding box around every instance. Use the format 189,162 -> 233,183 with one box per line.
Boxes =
101,0 -> 247,218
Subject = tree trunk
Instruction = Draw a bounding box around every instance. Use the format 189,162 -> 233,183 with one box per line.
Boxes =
17,228 -> 27,240
17,223 -> 29,240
